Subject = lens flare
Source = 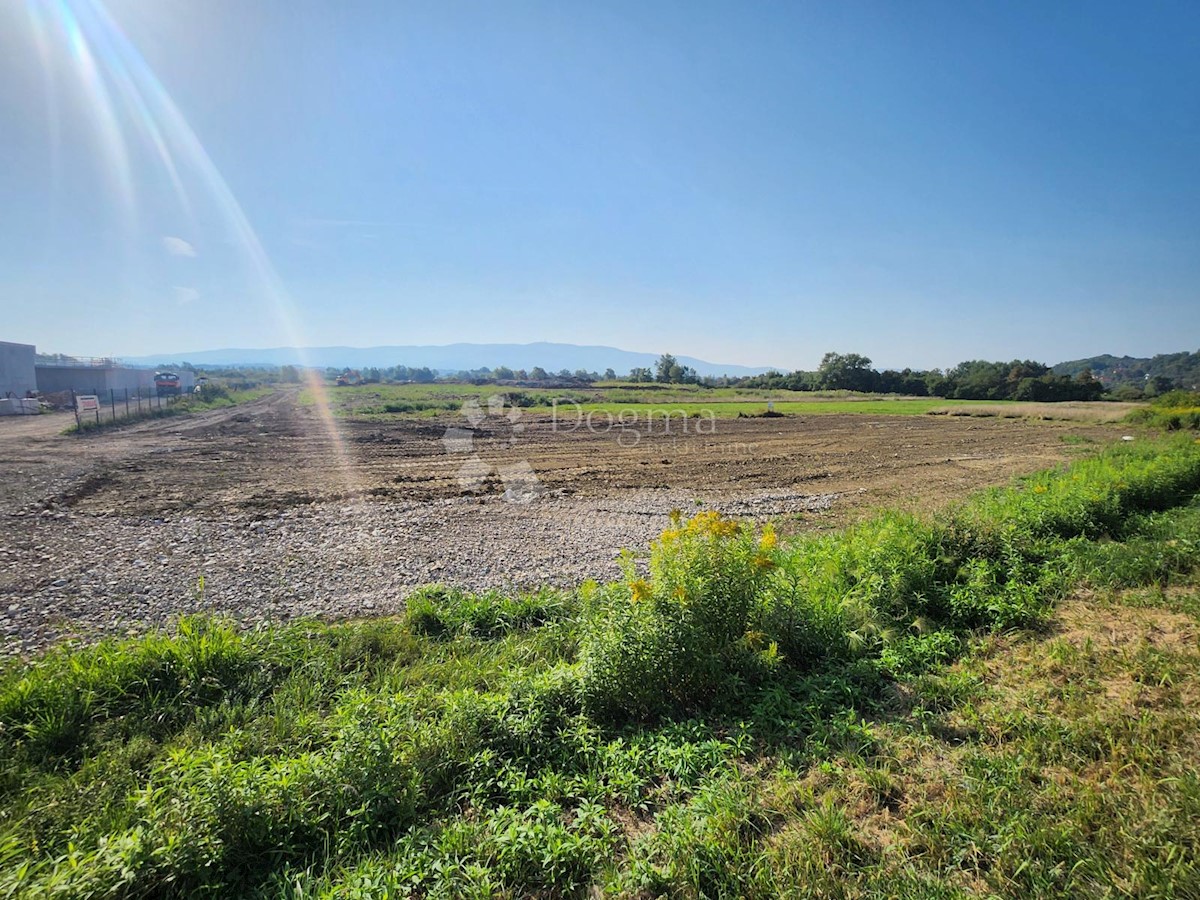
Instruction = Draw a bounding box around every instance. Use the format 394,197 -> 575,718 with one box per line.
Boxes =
33,0 -> 135,225
26,0 -> 365,508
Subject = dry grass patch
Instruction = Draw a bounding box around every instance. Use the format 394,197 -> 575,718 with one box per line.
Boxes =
928,401 -> 1140,423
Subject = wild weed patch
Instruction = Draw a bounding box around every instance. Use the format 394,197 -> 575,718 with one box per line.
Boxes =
1125,390 -> 1200,431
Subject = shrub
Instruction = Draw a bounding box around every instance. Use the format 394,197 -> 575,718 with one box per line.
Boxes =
580,512 -> 779,721
1126,392 -> 1200,430
194,383 -> 231,403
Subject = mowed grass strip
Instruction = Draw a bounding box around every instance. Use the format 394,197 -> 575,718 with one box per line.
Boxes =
302,382 -> 1022,420
2,438 -> 1199,897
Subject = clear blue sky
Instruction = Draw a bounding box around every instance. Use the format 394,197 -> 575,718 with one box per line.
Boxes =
1,0 -> 1197,370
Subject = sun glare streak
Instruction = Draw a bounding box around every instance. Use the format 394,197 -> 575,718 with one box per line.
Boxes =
26,2 -> 64,208
35,0 -> 136,224
88,22 -> 193,219
28,0 -> 365,503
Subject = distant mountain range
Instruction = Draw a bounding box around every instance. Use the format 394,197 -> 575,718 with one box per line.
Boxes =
121,342 -> 776,379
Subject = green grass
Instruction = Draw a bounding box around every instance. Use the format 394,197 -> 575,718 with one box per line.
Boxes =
536,398 -> 984,419
3,438 -> 1200,897
302,383 -> 1010,420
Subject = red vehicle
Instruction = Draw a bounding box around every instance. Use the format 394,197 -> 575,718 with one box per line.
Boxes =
154,372 -> 182,396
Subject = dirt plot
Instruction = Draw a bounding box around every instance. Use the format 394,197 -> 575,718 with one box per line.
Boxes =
0,390 -> 1128,656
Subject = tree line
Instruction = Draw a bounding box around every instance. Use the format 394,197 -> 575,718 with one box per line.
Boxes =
170,350 -> 1193,402
740,352 -> 1106,402
319,353 -> 1125,401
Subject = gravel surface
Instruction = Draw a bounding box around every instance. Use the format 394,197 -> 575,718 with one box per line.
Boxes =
0,487 -> 837,657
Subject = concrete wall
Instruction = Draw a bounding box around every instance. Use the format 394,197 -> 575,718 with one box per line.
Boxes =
104,367 -> 158,395
33,366 -> 194,396
0,341 -> 37,399
0,398 -> 39,416
35,365 -> 110,395
35,365 -> 160,396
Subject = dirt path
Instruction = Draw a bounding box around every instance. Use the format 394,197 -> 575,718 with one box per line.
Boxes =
0,391 -> 1128,657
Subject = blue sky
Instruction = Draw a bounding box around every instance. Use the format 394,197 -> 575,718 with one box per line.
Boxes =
0,0 -> 1197,370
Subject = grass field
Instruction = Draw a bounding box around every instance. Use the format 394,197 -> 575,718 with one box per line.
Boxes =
302,383 -> 1039,421
3,437 -> 1199,897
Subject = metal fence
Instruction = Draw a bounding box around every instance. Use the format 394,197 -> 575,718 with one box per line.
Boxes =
72,387 -> 184,428
37,355 -> 123,368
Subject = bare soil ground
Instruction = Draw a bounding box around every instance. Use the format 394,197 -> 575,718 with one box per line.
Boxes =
0,390 -> 1129,656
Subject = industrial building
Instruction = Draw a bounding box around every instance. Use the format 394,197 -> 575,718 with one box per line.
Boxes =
35,360 -> 153,396
0,340 -> 37,399
1,340 -> 193,406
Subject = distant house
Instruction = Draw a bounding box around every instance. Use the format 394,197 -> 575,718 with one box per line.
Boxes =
0,341 -> 37,399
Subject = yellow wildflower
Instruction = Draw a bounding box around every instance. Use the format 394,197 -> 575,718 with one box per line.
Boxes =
714,518 -> 740,538
687,510 -> 740,537
1033,485 -> 1048,494
629,579 -> 652,603
752,553 -> 776,570
760,524 -> 778,550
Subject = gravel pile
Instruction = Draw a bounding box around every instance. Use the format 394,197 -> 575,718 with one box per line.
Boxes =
1,487 -> 837,658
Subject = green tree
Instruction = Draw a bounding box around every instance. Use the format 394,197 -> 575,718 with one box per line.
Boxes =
654,353 -> 698,384
817,352 -> 878,392
1146,375 -> 1176,396
655,354 -> 679,383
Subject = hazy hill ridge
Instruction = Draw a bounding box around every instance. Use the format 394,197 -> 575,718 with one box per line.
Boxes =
122,342 -> 775,378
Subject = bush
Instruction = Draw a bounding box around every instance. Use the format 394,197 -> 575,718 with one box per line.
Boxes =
1151,390 -> 1200,409
194,383 -> 231,403
1126,391 -> 1200,430
580,512 -> 779,721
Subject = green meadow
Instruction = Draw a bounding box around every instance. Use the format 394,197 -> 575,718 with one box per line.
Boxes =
301,383 -> 1011,420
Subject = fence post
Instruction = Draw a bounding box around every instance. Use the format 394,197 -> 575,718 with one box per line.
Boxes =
125,389 -> 130,417
110,389 -> 116,421
72,389 -> 79,428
